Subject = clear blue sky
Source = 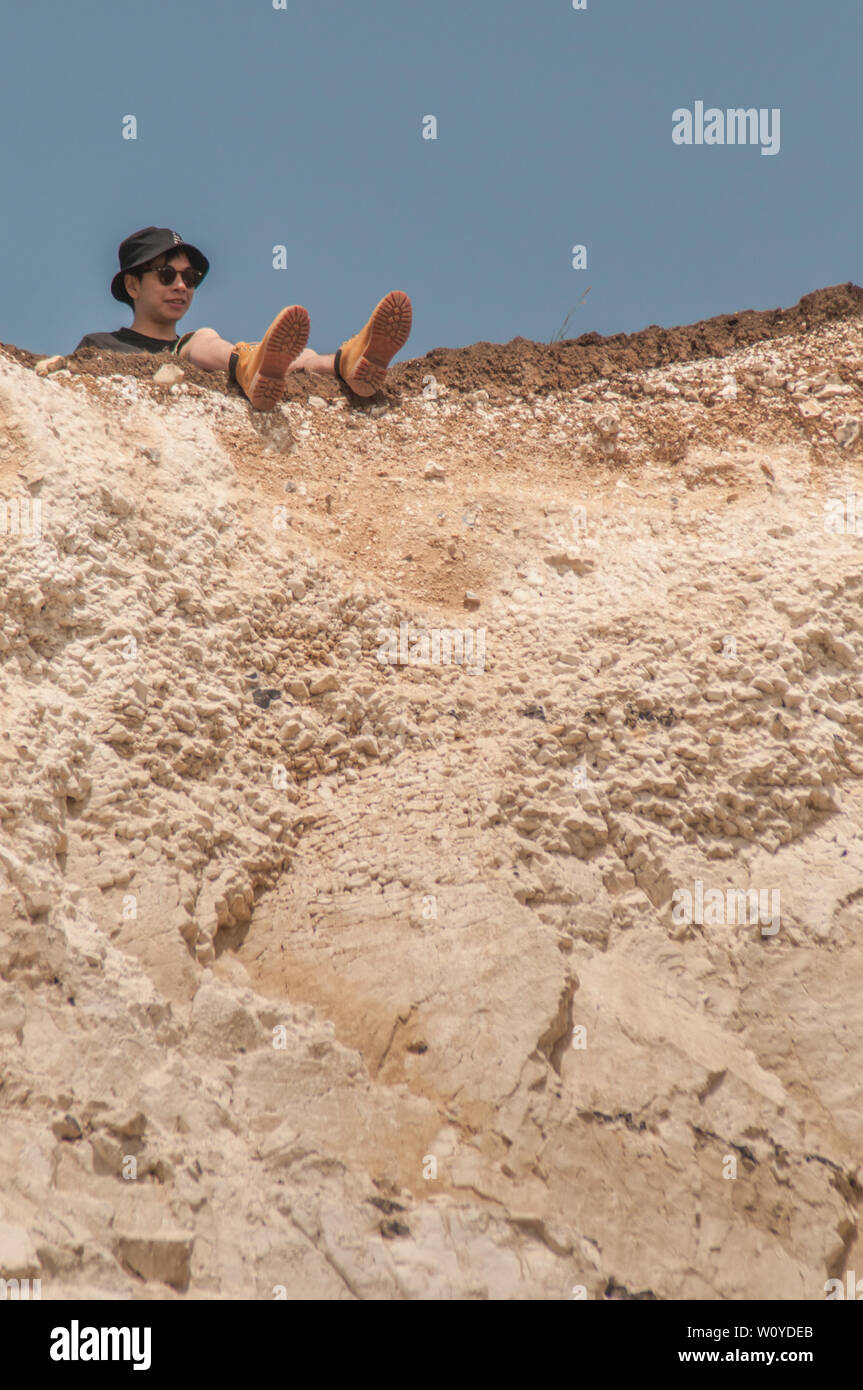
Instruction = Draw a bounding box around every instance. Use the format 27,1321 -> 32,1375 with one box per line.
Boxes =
0,0 -> 859,359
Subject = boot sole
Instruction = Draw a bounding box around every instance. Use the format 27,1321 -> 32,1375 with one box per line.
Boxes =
244,305 -> 310,410
346,291 -> 412,397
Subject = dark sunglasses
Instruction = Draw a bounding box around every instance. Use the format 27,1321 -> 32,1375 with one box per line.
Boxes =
141,264 -> 202,289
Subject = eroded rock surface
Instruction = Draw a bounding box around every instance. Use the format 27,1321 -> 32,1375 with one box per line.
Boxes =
1,292 -> 862,1299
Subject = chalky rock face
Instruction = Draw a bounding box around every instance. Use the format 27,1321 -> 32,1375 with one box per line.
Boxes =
1,292 -> 863,1300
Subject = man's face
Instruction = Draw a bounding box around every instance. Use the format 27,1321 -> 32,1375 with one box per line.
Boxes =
125,251 -> 194,324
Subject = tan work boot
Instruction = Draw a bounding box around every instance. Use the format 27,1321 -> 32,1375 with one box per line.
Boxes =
335,291 -> 412,397
233,305 -> 310,410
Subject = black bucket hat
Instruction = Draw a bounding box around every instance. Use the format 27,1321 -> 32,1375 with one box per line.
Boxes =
111,226 -> 209,306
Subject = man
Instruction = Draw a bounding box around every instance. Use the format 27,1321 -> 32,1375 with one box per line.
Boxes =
73,226 -> 412,410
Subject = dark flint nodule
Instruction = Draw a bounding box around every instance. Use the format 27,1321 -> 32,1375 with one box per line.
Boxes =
379,1219 -> 411,1240
252,687 -> 283,710
367,1196 -> 407,1215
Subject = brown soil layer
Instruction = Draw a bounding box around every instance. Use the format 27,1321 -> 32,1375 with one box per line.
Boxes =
4,281 -> 862,405
391,282 -> 863,400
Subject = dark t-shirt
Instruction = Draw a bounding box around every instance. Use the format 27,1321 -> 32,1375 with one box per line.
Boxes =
73,327 -> 180,355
